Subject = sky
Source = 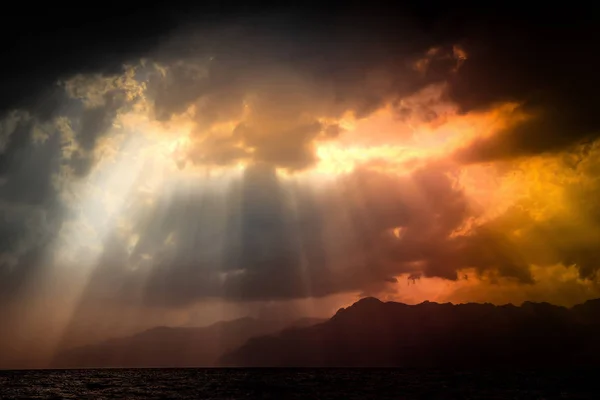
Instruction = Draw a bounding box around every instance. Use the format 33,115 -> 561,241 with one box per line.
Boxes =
2,2 -> 600,367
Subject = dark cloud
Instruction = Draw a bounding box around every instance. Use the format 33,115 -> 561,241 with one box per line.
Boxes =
132,8 -> 469,170
65,160 -> 544,306
447,11 -> 600,162
77,94 -> 124,152
0,115 -> 67,301
343,164 -> 533,283
8,4 -> 593,172
1,2 -> 599,309
0,86 -> 135,303
137,6 -> 600,168
0,1 -> 192,116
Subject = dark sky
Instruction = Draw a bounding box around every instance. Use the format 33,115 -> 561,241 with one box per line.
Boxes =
4,2 -> 600,139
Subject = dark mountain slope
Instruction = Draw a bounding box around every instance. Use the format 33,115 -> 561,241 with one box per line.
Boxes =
220,297 -> 600,367
52,317 -> 324,368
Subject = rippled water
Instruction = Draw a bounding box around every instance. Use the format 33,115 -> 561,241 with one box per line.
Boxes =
0,368 -> 597,399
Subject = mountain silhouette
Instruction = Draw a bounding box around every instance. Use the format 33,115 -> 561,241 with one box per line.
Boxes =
51,317 -> 325,368
219,297 -> 600,367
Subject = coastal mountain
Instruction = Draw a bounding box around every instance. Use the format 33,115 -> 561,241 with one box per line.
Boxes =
52,298 -> 600,368
219,297 -> 600,367
51,317 -> 325,368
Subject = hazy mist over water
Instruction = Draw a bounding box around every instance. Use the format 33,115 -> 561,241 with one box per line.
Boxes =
0,368 -> 598,399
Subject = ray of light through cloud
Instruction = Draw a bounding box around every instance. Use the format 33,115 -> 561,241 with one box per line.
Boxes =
2,7 -> 600,368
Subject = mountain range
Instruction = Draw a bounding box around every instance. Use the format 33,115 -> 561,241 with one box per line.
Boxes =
52,297 -> 600,368
52,317 -> 324,368
220,297 -> 600,367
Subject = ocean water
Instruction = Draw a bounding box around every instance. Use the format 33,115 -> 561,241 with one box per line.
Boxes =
0,368 -> 597,399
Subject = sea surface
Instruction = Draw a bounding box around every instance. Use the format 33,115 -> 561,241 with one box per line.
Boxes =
0,368 -> 598,399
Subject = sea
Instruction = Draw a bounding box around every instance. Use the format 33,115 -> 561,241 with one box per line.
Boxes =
0,368 -> 598,399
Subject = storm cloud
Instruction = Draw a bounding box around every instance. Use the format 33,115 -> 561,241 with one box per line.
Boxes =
1,2 -> 600,312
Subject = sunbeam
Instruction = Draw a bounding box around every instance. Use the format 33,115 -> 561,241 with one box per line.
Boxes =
3,3 -> 600,372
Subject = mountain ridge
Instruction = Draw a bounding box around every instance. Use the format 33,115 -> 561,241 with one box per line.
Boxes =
220,297 -> 600,367
51,316 -> 326,368
50,297 -> 600,368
